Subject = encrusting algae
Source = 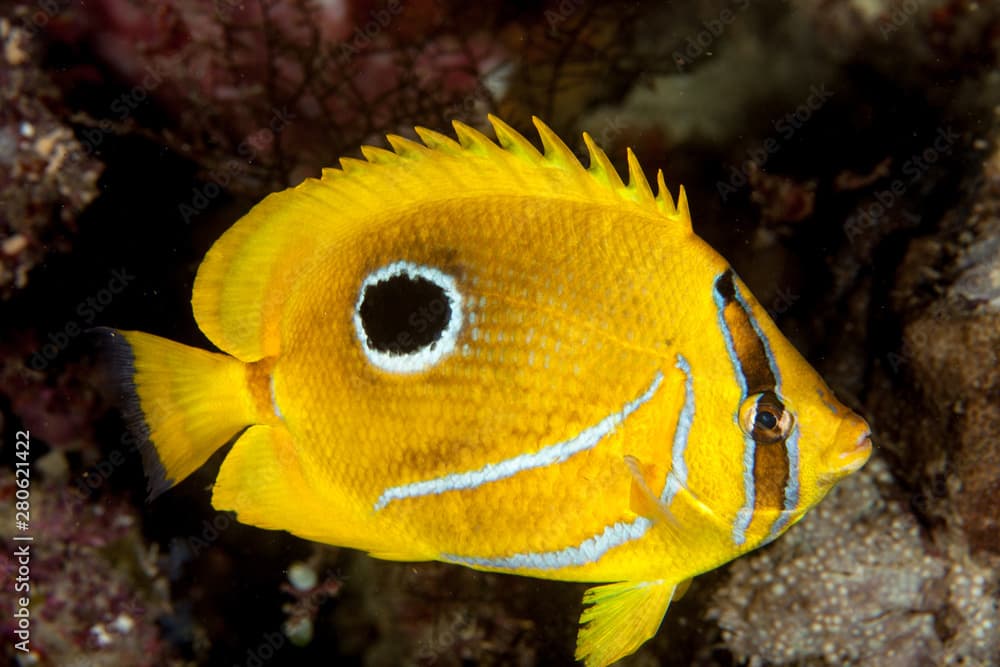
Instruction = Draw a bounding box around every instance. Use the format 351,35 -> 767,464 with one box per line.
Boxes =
102,116 -> 871,666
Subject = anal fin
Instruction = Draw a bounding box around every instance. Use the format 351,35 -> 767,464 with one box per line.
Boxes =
211,424 -> 326,539
366,548 -> 434,562
575,579 -> 682,667
212,425 -> 435,559
673,578 -> 692,601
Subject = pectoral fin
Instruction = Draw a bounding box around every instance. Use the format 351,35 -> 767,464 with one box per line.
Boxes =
575,578 -> 682,667
624,454 -> 677,526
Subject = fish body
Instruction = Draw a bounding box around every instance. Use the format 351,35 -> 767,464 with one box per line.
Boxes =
107,116 -> 872,666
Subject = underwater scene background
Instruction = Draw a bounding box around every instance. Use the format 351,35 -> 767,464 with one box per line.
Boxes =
0,0 -> 998,665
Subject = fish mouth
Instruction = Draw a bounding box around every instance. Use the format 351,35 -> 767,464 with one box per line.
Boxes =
835,430 -> 873,474
826,409 -> 873,476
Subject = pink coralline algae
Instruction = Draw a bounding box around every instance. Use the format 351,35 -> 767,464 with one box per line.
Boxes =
49,0 -> 511,196
0,473 -> 174,667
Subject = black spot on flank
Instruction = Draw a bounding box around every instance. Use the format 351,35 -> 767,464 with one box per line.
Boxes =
359,273 -> 451,355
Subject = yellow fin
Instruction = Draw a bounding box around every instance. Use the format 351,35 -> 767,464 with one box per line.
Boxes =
673,578 -> 693,601
625,148 -> 655,204
624,454 -> 666,522
190,177 -> 354,361
413,126 -> 463,154
582,131 -> 625,191
101,329 -> 256,497
366,548 -> 434,562
623,454 -> 679,528
213,424 -> 326,538
212,424 -> 435,559
575,579 -> 679,667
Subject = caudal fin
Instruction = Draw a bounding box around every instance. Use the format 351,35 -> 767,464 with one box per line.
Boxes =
98,328 -> 257,498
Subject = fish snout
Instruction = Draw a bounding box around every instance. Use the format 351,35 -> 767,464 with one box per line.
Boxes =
827,412 -> 872,475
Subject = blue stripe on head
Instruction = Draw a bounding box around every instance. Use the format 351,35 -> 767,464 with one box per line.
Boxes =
715,270 -> 802,547
765,424 -> 801,541
731,278 -> 803,544
714,271 -> 755,547
816,387 -> 840,415
661,353 -> 695,508
783,425 -> 801,512
732,434 -> 756,547
712,274 -> 747,402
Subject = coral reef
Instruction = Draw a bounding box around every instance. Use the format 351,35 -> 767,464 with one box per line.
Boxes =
0,15 -> 102,299
710,457 -> 999,666
0,471 -> 176,666
279,556 -> 344,647
49,0 -> 513,196
0,0 -> 998,665
333,555 -> 560,666
867,125 -> 1000,557
0,337 -> 105,461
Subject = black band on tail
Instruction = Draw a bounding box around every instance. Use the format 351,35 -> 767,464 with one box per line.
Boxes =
89,327 -> 172,499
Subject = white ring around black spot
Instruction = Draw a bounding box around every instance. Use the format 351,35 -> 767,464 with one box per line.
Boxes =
353,260 -> 463,373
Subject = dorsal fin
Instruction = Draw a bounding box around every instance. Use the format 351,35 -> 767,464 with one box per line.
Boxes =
192,116 -> 693,361
489,115 -> 546,163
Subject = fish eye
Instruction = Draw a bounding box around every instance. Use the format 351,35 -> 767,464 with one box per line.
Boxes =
353,261 -> 463,373
755,410 -> 777,430
739,392 -> 794,444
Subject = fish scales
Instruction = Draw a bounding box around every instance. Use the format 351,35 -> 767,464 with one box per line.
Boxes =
102,115 -> 872,667
282,197 -> 694,574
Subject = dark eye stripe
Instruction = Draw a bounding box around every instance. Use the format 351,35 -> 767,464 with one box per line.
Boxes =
713,270 -> 795,545
714,270 -> 777,393
751,432 -> 790,526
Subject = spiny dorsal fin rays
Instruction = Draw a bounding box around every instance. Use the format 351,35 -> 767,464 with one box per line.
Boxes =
626,148 -> 655,205
530,116 -> 607,194
676,186 -> 692,231
359,144 -> 399,165
338,156 -> 370,175
656,170 -> 675,213
582,132 -> 626,192
451,120 -> 538,191
452,121 -> 510,161
655,171 -> 692,232
413,126 -> 464,155
531,116 -> 583,168
485,115 -> 545,164
385,133 -> 431,160
317,115 -> 693,231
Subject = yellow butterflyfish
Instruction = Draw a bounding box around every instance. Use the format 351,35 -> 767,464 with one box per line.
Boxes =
104,115 -> 872,666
